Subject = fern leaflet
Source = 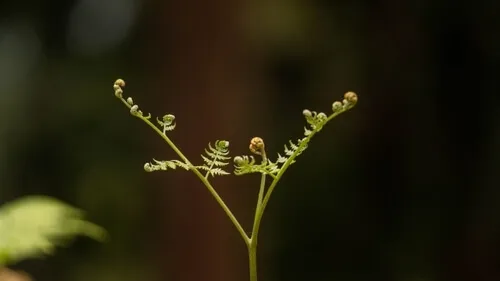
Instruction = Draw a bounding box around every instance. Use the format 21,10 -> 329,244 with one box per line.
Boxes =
233,156 -> 278,179
194,140 -> 231,178
144,159 -> 190,172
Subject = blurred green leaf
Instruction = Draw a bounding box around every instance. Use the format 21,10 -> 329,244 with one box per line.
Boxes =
0,196 -> 106,265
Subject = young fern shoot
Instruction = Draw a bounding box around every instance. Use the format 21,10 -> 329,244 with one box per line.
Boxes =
113,79 -> 249,245
112,79 -> 358,281
233,92 -> 358,181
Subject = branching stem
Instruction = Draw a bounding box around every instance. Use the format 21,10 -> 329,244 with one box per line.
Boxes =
114,80 -> 357,281
142,115 -> 250,244
118,96 -> 250,245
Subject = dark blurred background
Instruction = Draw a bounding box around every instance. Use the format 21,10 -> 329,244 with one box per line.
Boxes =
0,0 -> 499,281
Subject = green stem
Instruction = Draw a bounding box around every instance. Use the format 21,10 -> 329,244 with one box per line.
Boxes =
248,241 -> 258,281
247,151 -> 267,281
256,155 -> 267,209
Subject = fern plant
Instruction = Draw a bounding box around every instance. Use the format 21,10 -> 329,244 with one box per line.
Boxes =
113,78 -> 358,281
0,196 -> 106,272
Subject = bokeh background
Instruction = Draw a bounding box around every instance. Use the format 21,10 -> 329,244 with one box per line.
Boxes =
1,0 -> 499,281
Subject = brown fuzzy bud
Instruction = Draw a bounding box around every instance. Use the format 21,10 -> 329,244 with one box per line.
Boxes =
249,137 -> 265,155
344,91 -> 358,105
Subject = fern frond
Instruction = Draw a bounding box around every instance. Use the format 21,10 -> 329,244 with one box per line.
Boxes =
233,140 -> 304,176
0,196 -> 106,266
144,159 -> 190,172
233,156 -> 278,179
234,138 -> 311,177
196,167 -> 230,177
156,114 -> 176,134
276,153 -> 288,163
303,110 -> 328,131
233,155 -> 257,174
200,154 -> 229,167
195,140 -> 231,178
263,159 -> 281,175
266,92 -> 357,172
282,138 -> 307,160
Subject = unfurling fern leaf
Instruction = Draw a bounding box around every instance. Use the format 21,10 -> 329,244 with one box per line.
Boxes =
144,159 -> 190,172
156,114 -> 176,134
303,110 -> 328,131
233,156 -> 280,179
195,140 -> 231,178
233,140 -> 303,178
0,196 -> 106,266
233,155 -> 257,175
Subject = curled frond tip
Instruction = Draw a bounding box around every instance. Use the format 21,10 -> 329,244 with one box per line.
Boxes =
343,91 -> 358,107
113,79 -> 126,98
332,101 -> 342,112
215,140 -> 230,151
130,105 -> 139,116
249,137 -> 265,156
126,97 -> 134,105
157,114 -> 176,132
114,79 -> 126,87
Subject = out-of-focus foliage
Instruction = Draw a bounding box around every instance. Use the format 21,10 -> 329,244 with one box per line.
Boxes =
0,196 -> 106,266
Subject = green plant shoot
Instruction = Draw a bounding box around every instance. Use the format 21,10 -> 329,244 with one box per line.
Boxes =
113,78 -> 357,281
